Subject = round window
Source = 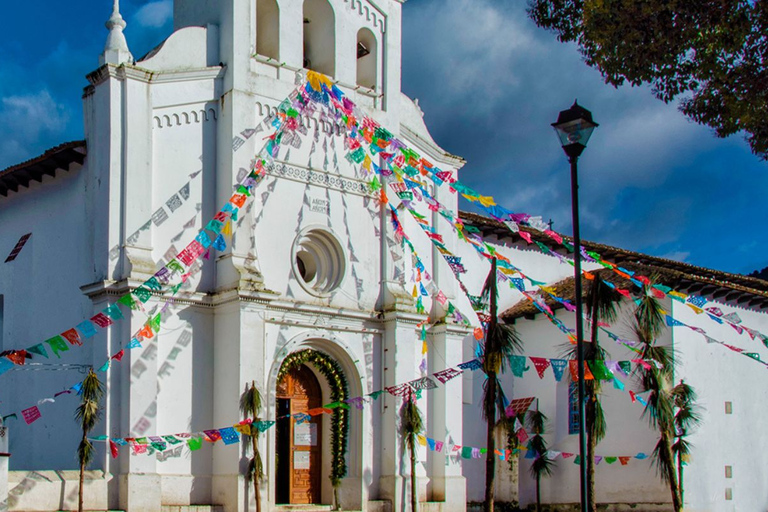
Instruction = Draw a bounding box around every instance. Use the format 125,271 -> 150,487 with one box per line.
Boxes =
291,228 -> 346,296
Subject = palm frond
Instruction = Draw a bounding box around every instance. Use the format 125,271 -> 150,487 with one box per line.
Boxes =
480,260 -> 497,304
651,436 -> 675,484
75,369 -> 103,436
482,323 -> 522,375
530,453 -> 556,478
526,409 -> 548,435
239,382 -> 262,419
80,369 -> 105,403
642,385 -> 674,430
591,397 -> 607,444
672,437 -> 693,458
671,381 -> 697,406
586,275 -> 620,326
400,396 -> 424,447
77,439 -> 94,468
634,284 -> 664,342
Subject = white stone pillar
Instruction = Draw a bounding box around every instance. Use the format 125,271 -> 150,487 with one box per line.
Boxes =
427,326 -> 467,511
378,313 -> 427,512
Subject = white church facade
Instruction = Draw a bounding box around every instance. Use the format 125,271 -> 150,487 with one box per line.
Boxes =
1,1 -> 768,512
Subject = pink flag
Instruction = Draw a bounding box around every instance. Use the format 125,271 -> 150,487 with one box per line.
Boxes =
22,406 -> 41,425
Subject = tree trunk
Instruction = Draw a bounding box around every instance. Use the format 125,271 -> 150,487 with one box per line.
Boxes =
661,433 -> 682,512
78,433 -> 86,512
586,397 -> 596,512
483,373 -> 496,512
536,472 -> 541,512
677,451 -> 684,508
410,436 -> 418,512
587,293 -> 599,512
251,435 -> 261,512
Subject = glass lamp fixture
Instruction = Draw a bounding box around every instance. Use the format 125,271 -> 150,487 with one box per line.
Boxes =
552,100 -> 599,158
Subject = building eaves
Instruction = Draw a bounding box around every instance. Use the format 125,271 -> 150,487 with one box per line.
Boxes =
458,210 -> 768,316
0,140 -> 87,197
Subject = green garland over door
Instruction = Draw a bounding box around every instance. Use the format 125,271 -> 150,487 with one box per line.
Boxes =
278,349 -> 350,487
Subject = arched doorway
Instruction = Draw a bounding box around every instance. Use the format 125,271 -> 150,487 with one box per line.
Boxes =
276,365 -> 323,504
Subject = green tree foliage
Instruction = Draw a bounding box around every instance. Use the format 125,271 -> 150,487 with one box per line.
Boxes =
671,380 -> 701,506
526,406 -> 555,512
400,393 -> 424,512
240,382 -> 264,512
574,274 -> 619,512
632,286 -> 681,512
528,0 -> 768,159
75,368 -> 104,512
480,258 -> 523,512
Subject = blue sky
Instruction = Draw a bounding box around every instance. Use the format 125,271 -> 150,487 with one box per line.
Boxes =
1,0 -> 766,275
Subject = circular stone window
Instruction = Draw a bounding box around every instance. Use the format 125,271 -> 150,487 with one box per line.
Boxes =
291,228 -> 346,296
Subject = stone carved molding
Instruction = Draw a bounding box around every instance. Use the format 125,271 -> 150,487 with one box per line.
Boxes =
153,107 -> 218,129
344,0 -> 386,33
264,161 -> 373,197
255,101 -> 345,136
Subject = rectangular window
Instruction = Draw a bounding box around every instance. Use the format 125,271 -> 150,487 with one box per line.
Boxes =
568,381 -> 580,435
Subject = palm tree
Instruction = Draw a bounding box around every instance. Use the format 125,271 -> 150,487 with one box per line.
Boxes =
581,274 -> 619,512
400,390 -> 424,512
240,381 -> 264,512
557,274 -> 617,510
75,368 -> 104,512
526,403 -> 555,512
632,286 -> 681,512
671,380 -> 701,506
481,258 -> 522,512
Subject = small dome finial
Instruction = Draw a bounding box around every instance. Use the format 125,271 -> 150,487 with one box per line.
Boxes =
100,0 -> 133,66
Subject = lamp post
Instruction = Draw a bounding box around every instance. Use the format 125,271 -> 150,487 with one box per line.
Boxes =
552,101 -> 598,512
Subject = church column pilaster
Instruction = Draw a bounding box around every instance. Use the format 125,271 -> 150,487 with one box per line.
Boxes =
211,298 -> 267,512
118,295 -> 161,512
426,324 -> 467,511
378,312 -> 427,512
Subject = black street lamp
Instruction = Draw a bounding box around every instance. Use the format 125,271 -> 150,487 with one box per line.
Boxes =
552,100 -> 598,512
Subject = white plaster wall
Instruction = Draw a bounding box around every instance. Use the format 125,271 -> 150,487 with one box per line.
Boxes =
673,297 -> 768,511
0,165 -> 105,472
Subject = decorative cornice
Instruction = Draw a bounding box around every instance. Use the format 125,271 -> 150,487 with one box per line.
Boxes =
86,64 -> 224,87
344,0 -> 387,33
263,161 -> 373,197
153,106 -> 218,129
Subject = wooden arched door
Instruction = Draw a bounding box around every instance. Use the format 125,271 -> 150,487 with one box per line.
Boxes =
276,365 -> 323,504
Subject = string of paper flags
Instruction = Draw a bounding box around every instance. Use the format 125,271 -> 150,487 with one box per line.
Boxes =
300,70 -> 768,364
87,356 -> 650,467
0,87 -> 304,424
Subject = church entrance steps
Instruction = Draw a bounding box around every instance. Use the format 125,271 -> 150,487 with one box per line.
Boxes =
161,506 -> 223,512
274,505 -> 333,512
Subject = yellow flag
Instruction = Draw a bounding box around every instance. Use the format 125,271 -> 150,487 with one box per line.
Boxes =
418,435 -> 427,447
222,220 -> 232,236
478,195 -> 496,207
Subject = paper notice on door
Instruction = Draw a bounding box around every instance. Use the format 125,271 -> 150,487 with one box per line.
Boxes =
294,451 -> 310,470
294,422 -> 317,446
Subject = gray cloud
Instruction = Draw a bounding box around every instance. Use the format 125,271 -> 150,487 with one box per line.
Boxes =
402,0 -> 767,274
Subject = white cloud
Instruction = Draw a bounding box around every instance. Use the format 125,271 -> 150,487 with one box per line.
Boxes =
134,0 -> 173,29
0,89 -> 70,168
659,251 -> 691,262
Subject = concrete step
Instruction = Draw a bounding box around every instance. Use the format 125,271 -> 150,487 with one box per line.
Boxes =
274,506 -> 333,512
161,507 -> 224,512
